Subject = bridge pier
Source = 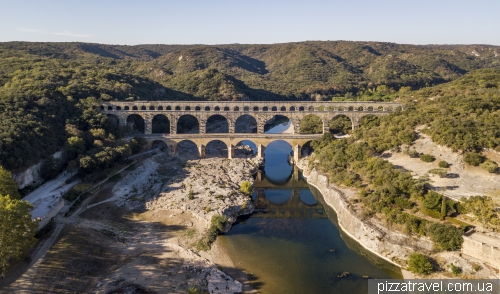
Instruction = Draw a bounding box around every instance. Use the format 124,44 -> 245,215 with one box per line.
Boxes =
293,145 -> 301,163
168,143 -> 177,156
198,144 -> 206,159
293,165 -> 300,181
257,144 -> 266,159
228,144 -> 235,159
145,119 -> 152,134
170,116 -> 177,135
322,118 -> 330,134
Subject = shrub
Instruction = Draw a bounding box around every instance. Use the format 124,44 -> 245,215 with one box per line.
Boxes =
428,168 -> 447,178
463,152 -> 485,166
438,160 -> 449,168
450,263 -> 462,276
405,148 -> 419,158
420,154 -> 435,162
480,160 -> 498,173
422,208 -> 444,220
407,253 -> 433,275
240,180 -> 253,195
188,189 -> 194,200
426,223 -> 463,251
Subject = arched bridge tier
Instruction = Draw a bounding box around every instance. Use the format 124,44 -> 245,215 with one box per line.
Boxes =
137,133 -> 320,161
100,101 -> 403,134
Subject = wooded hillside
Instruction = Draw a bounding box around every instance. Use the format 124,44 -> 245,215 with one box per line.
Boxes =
0,41 -> 499,170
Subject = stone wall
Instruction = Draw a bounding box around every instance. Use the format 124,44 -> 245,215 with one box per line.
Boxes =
462,236 -> 500,272
304,165 -> 433,267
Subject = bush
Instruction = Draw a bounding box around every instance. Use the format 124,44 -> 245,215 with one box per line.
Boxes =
438,160 -> 449,168
405,148 -> 419,158
479,159 -> 498,173
407,252 -> 433,275
463,152 -> 485,166
420,154 -> 435,162
240,180 -> 253,195
188,189 -> 194,200
450,263 -> 462,276
428,168 -> 447,178
422,208 -> 444,220
426,223 -> 463,251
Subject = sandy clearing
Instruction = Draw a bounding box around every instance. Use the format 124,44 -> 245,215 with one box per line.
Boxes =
383,132 -> 500,200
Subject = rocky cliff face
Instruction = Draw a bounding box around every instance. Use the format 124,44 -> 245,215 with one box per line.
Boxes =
298,160 -> 433,267
12,150 -> 64,189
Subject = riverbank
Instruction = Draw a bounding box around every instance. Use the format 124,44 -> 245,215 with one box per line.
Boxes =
296,158 -> 498,279
4,154 -> 261,293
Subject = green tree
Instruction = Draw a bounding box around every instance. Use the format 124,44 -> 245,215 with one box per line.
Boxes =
407,252 -> 433,275
299,115 -> 323,134
463,152 -> 485,166
240,180 -> 253,196
0,166 -> 20,199
329,115 -> 352,135
0,194 -> 38,278
66,136 -> 86,160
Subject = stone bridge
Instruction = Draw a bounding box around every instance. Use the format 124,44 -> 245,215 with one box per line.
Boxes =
100,101 -> 403,134
100,101 -> 403,161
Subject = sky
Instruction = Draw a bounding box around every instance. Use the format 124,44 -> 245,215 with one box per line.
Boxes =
1,0 -> 499,46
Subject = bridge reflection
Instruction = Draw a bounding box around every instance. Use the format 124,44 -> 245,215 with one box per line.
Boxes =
252,169 -> 326,219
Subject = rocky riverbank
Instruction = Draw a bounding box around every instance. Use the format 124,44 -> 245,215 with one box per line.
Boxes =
296,158 -> 498,279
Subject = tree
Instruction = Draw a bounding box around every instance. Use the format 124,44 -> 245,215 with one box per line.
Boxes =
0,166 -> 20,199
240,180 -> 253,196
66,136 -> 86,160
0,187 -> 37,278
299,115 -> 323,134
407,252 -> 433,275
463,152 -> 485,166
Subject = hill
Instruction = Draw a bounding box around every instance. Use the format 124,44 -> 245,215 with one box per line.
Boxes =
0,41 -> 500,170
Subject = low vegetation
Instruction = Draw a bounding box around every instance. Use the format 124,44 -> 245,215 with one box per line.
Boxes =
407,252 -> 433,275
195,215 -> 227,251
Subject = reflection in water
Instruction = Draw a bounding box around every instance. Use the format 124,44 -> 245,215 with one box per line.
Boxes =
299,189 -> 318,206
221,118 -> 401,294
263,140 -> 292,183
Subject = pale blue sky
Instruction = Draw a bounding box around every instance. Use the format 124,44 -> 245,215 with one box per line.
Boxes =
1,0 -> 499,45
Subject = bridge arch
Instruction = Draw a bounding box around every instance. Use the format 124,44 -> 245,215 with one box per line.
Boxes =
206,114 -> 228,133
329,114 -> 352,135
234,140 -> 257,158
264,189 -> 293,206
124,106 -> 130,110
132,106 -> 138,110
205,140 -> 228,158
175,140 -> 199,160
177,114 -> 199,134
243,106 -> 250,112
175,106 -> 181,111
167,106 -> 172,110
149,106 -> 155,110
152,114 -> 170,134
235,115 -> 257,133
205,106 -> 210,111
195,106 -> 201,111
116,106 -> 121,110
264,140 -> 293,184
264,115 -> 293,134
158,106 -> 163,110
126,114 -> 145,134
141,106 -> 146,110
298,114 -> 323,134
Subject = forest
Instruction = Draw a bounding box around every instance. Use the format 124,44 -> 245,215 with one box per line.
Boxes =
0,41 -> 499,171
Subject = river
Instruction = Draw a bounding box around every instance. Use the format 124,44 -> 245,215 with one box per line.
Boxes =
219,118 -> 402,294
